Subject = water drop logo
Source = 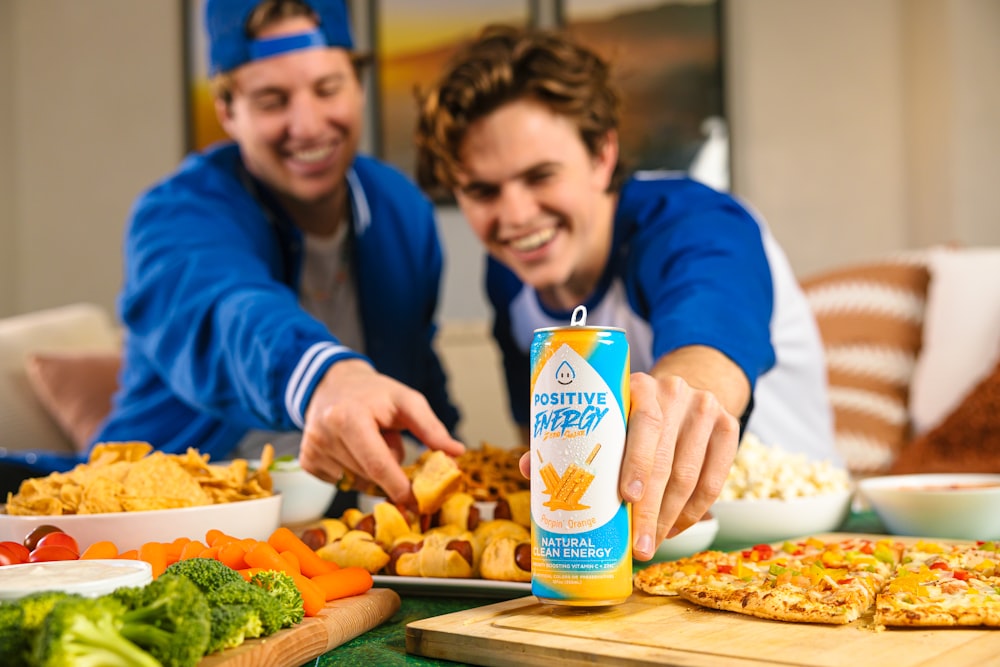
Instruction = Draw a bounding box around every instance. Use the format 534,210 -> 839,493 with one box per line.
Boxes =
555,360 -> 576,385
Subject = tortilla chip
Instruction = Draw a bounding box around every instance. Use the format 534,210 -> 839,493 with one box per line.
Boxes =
4,441 -> 272,516
77,477 -> 126,514
88,441 -> 153,466
121,453 -> 212,508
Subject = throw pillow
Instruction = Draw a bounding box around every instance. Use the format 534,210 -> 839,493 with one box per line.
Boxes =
800,257 -> 930,476
908,247 -> 1000,435
24,352 -> 121,453
890,357 -> 1000,474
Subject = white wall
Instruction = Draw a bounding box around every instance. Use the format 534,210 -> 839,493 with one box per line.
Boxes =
1,0 -> 185,316
726,0 -> 1000,276
0,1 -> 15,315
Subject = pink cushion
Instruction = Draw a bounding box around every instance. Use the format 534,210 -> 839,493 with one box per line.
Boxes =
24,352 -> 120,452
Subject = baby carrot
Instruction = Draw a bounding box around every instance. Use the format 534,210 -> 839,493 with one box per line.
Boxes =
244,541 -> 297,576
139,541 -> 168,578
268,526 -> 338,577
279,550 -> 301,575
292,573 -> 326,616
198,545 -> 222,561
310,567 -> 373,601
118,549 -> 139,560
164,538 -> 189,566
206,529 -> 237,548
218,541 -> 249,570
80,541 -> 118,560
179,540 -> 208,560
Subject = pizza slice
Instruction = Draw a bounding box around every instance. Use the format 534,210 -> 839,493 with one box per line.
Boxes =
677,564 -> 882,625
637,537 -> 906,625
634,540 -> 837,597
875,540 -> 1000,627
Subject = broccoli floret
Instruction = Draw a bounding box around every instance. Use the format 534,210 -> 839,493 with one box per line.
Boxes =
31,595 -> 160,667
205,604 -> 262,655
249,570 -> 305,628
163,557 -> 245,594
0,602 -> 28,667
19,591 -> 72,631
0,591 -> 75,667
112,573 -> 211,667
207,581 -> 283,637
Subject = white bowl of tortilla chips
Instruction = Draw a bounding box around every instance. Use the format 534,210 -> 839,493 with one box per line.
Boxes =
0,441 -> 280,552
0,495 -> 281,553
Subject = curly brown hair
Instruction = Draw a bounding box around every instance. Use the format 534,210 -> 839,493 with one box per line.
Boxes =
415,24 -> 627,198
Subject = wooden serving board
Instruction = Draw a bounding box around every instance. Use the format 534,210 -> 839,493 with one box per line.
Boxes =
200,587 -> 399,667
406,534 -> 1000,667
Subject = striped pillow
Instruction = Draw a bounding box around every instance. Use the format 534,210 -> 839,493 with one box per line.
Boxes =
800,256 -> 931,476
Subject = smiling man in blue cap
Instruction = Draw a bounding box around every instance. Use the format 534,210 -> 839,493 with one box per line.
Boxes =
81,0 -> 464,505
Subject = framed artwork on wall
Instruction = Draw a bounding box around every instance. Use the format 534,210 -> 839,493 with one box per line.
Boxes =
183,0 -> 727,190
372,1 -> 531,180
562,0 -> 727,187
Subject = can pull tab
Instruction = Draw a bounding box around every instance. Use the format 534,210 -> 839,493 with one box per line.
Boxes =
571,305 -> 587,327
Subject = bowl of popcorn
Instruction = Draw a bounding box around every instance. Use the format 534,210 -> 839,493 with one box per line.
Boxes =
710,434 -> 853,547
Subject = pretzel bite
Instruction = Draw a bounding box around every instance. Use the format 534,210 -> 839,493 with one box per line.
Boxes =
316,529 -> 390,574
480,536 -> 532,582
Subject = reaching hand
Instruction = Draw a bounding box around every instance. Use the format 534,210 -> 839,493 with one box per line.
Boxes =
298,359 -> 465,506
618,372 -> 740,561
518,346 -> 747,562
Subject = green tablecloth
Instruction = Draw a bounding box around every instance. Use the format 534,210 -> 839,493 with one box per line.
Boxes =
308,511 -> 888,666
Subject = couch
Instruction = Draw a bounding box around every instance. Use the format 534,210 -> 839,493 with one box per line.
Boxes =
802,246 -> 1000,476
0,303 -> 120,457
2,246 -> 998,477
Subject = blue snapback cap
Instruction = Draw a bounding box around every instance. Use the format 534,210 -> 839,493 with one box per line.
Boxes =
205,0 -> 354,75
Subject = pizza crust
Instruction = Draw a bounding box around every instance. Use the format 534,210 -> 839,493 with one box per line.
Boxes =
679,581 -> 872,625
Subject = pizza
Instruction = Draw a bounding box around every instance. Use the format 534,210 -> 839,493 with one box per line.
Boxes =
635,536 -> 1000,628
874,540 -> 1000,626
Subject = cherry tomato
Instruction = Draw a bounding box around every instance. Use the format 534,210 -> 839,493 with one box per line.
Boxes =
0,544 -> 24,566
23,524 -> 64,551
28,545 -> 79,563
0,541 -> 29,563
34,532 -> 80,556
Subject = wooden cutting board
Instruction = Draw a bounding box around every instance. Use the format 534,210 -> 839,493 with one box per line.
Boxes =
407,593 -> 1000,666
406,534 -> 1000,667
200,587 -> 400,667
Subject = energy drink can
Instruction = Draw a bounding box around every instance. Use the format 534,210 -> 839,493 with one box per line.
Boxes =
530,305 -> 631,606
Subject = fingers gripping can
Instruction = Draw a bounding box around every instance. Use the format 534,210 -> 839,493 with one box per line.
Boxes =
530,305 -> 631,606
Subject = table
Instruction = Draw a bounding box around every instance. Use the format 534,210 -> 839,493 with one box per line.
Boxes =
308,511 -> 888,666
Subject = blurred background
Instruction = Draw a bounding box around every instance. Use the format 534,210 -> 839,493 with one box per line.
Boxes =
1,0 -> 997,446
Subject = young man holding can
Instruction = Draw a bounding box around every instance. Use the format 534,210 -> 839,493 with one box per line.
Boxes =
415,25 -> 836,560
